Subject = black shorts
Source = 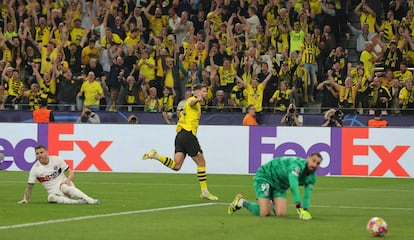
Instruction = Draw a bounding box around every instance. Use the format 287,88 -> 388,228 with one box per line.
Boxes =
175,130 -> 203,157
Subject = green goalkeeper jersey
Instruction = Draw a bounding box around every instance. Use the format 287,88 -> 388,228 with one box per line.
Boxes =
254,156 -> 316,209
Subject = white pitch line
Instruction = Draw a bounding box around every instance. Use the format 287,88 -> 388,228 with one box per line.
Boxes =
0,203 -> 216,230
1,203 -> 413,230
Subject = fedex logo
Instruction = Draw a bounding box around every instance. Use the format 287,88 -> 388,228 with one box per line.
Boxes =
248,127 -> 411,177
0,124 -> 113,171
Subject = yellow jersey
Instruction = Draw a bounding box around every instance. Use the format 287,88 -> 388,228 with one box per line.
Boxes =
101,33 -> 123,47
360,12 -> 376,33
176,96 -> 201,135
393,70 -> 413,84
35,26 -> 51,46
7,78 -> 24,97
246,83 -> 265,112
81,46 -> 99,65
70,28 -> 85,46
231,85 -> 248,107
39,78 -> 57,103
160,95 -> 174,112
350,69 -> 369,92
164,69 -> 174,88
301,42 -> 319,64
138,57 -> 156,81
206,11 -> 222,33
148,16 -> 167,36
398,87 -> 414,109
360,50 -> 374,74
124,35 -> 140,47
80,80 -> 103,106
218,66 -> 236,87
40,48 -> 58,74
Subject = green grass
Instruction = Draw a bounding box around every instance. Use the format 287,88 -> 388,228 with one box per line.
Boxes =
1,171 -> 413,239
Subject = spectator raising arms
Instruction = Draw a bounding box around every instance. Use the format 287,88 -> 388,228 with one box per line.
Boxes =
0,0 -> 411,116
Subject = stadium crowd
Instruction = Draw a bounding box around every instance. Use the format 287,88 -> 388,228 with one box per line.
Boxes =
0,0 -> 414,123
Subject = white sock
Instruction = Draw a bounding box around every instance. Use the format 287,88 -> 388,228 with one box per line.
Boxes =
48,194 -> 85,204
61,184 -> 95,204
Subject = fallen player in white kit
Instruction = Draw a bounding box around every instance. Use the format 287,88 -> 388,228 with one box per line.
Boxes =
18,145 -> 99,205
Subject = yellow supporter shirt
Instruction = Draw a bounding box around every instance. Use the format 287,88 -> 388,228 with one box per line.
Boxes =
398,87 -> 414,109
231,85 -> 248,107
339,86 -> 357,106
70,28 -> 85,46
264,5 -> 278,27
351,69 -> 369,92
380,20 -> 396,42
272,89 -> 291,112
164,70 -> 174,88
144,96 -> 160,112
35,26 -> 51,47
176,96 -> 201,135
360,50 -> 374,75
7,78 -> 24,97
80,80 -> 103,106
2,47 -> 12,62
124,35 -> 140,47
393,70 -> 413,84
40,48 -> 58,74
156,57 -> 164,78
309,0 -> 322,15
206,11 -> 222,33
101,34 -> 123,47
148,16 -> 166,36
218,66 -> 236,87
160,95 -> 174,112
66,10 -> 82,25
39,78 -> 57,103
301,42 -> 319,64
190,49 -> 208,65
138,57 -> 156,81
81,46 -> 99,65
246,83 -> 265,112
360,12 -> 376,33
269,26 -> 281,51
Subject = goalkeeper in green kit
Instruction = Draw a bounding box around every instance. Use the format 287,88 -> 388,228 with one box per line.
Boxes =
228,153 -> 323,220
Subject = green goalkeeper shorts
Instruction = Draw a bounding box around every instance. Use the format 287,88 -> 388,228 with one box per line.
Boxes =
254,172 -> 286,199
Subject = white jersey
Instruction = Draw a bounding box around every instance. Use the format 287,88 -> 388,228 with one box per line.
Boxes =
28,156 -> 69,195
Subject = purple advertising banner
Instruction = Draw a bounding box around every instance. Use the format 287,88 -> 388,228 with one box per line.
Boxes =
248,126 -> 414,177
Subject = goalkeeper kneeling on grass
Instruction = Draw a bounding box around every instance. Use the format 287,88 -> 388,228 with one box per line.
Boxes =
228,153 -> 323,220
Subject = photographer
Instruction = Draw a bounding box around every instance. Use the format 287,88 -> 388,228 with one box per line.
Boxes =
76,107 -> 101,123
281,103 -> 303,126
322,108 -> 343,127
128,114 -> 139,124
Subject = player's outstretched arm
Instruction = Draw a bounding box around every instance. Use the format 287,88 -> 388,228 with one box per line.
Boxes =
18,183 -> 34,204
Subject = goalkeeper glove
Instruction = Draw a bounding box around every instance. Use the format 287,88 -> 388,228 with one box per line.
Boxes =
296,203 -> 312,220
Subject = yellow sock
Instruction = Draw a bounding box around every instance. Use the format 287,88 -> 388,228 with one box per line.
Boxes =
158,155 -> 176,170
197,167 -> 208,192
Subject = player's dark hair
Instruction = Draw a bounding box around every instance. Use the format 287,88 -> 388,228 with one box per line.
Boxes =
192,83 -> 206,92
35,145 -> 47,150
310,152 -> 323,160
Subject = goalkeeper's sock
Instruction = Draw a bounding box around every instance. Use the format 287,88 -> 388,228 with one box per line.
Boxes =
197,167 -> 208,192
243,200 -> 260,216
158,155 -> 176,169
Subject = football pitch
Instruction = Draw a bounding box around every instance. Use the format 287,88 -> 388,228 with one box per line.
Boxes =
1,171 -> 413,239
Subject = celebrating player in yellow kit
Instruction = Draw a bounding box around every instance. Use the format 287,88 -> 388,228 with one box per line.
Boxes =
142,84 -> 218,200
